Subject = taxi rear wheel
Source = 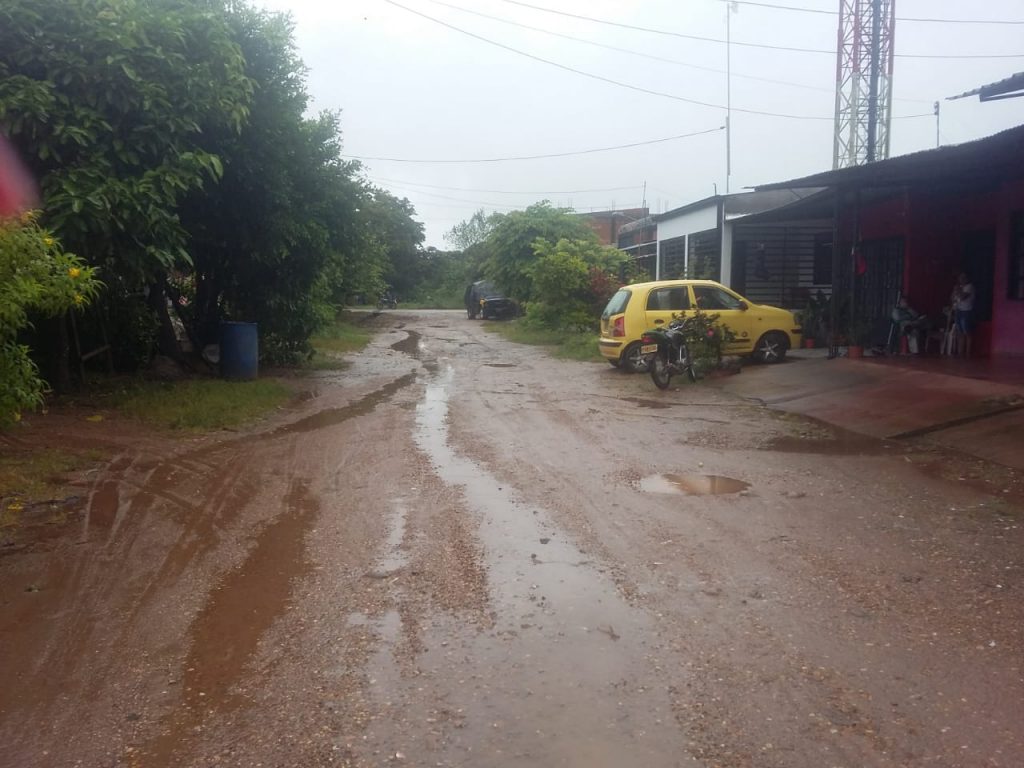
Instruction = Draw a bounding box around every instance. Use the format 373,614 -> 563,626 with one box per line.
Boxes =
622,342 -> 649,373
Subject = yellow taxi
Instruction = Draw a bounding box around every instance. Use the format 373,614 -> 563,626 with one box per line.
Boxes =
599,280 -> 802,371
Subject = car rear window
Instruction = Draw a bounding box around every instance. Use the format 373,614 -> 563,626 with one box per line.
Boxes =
647,287 -> 690,311
602,289 -> 631,318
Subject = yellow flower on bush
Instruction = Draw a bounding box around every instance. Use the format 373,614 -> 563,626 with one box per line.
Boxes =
73,293 -> 85,306
68,266 -> 81,278
43,236 -> 55,247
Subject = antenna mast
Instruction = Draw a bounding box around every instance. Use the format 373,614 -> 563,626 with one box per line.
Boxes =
833,0 -> 895,168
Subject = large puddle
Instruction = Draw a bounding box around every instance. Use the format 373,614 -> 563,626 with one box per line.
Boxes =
354,366 -> 691,764
640,473 -> 750,496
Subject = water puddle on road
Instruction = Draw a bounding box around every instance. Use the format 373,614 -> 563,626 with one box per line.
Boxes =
640,473 -> 750,496
270,373 -> 417,435
390,330 -> 422,356
360,366 -> 690,765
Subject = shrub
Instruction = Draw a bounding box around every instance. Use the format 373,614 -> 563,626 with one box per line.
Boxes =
678,308 -> 735,371
0,213 -> 100,426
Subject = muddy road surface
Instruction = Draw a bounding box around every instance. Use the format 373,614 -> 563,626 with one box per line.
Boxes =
2,309 -> 1023,767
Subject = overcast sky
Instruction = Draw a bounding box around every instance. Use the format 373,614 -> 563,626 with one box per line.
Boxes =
256,0 -> 1024,248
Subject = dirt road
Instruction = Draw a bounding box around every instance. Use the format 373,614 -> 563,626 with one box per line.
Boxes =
2,309 -> 1022,767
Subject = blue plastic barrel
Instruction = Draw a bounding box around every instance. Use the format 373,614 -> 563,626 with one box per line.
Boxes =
219,321 -> 258,380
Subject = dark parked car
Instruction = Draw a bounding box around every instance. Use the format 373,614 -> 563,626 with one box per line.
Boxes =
464,280 -> 517,320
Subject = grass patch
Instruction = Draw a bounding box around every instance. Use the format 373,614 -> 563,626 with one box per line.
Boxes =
484,319 -> 603,362
307,313 -> 374,355
0,448 -> 103,529
303,352 -> 350,371
302,313 -> 376,372
113,379 -> 293,431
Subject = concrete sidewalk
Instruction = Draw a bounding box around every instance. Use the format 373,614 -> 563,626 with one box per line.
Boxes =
715,354 -> 1024,470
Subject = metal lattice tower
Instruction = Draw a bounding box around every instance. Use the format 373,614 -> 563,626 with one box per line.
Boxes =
833,0 -> 895,168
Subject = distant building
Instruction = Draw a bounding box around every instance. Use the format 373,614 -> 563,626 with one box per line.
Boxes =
649,189 -> 828,308
616,215 -> 657,275
577,207 -> 648,247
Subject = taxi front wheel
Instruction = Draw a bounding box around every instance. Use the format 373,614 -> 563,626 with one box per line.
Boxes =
754,332 -> 788,363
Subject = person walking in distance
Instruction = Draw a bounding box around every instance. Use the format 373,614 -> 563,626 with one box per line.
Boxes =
951,272 -> 975,358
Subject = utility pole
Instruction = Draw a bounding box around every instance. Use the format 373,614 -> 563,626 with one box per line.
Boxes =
933,100 -> 940,147
833,0 -> 895,168
725,1 -> 735,193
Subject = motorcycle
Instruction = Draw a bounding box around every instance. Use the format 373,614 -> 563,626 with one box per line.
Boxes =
376,293 -> 398,310
640,317 -> 697,389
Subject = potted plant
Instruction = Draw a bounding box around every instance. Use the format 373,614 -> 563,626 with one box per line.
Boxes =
846,317 -> 873,359
798,291 -> 829,349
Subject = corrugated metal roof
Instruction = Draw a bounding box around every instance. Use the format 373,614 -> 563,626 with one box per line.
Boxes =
755,123 -> 1024,191
948,71 -> 1024,101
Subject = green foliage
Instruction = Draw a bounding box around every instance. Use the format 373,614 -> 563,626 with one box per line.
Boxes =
674,308 -> 735,369
0,214 -> 100,426
484,202 -> 597,302
797,290 -> 830,345
402,248 -> 471,308
369,190 -> 426,299
309,314 -> 374,355
0,0 -> 253,284
1,0 -> 425,372
444,208 -> 496,251
522,237 -> 630,331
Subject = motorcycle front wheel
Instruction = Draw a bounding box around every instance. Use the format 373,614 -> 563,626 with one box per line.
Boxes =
650,353 -> 673,390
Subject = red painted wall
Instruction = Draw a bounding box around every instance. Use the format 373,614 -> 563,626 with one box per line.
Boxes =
850,185 -> 1024,355
992,179 -> 1024,356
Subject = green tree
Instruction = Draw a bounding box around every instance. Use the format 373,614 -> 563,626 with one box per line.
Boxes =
368,190 -> 425,300
176,5 -> 375,360
0,0 -> 252,280
444,208 -> 496,251
0,0 -> 253,368
483,202 -> 596,302
526,238 -> 628,330
1,214 -> 100,426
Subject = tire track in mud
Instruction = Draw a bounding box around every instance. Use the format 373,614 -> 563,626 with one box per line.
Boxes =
0,368 -> 424,765
139,478 -> 320,768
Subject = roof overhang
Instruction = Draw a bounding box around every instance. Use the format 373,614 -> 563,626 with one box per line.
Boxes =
949,72 -> 1024,102
754,124 -> 1024,192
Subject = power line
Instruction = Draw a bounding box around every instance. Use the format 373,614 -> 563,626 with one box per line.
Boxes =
383,1 -> 933,120
726,0 -> 1024,25
369,176 -> 643,195
493,0 -> 833,54
493,0 -> 1024,58
379,187 -> 523,209
345,126 -> 725,163
424,0 -> 928,104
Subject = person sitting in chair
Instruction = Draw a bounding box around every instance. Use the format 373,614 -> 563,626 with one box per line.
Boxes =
891,297 -> 928,354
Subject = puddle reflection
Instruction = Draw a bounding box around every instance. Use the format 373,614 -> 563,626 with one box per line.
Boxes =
640,473 -> 750,496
